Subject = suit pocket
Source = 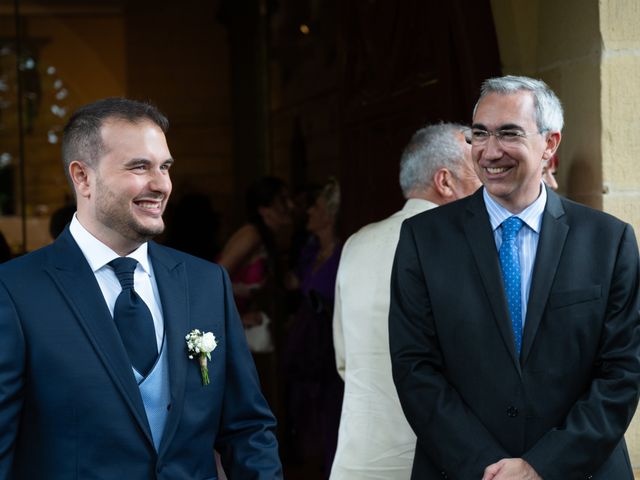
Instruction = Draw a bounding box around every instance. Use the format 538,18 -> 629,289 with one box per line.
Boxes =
548,285 -> 601,310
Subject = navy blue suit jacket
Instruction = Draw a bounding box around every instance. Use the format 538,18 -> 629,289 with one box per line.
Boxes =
0,228 -> 282,479
390,187 -> 640,479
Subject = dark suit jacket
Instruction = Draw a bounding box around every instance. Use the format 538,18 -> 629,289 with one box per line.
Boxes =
389,187 -> 640,480
0,228 -> 282,479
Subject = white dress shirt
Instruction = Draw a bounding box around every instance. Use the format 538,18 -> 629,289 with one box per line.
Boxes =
69,215 -> 165,352
483,184 -> 547,326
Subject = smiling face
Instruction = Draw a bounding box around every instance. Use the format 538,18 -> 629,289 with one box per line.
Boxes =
74,118 -> 173,255
472,91 -> 559,213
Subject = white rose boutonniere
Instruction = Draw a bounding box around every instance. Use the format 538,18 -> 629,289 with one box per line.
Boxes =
185,329 -> 218,385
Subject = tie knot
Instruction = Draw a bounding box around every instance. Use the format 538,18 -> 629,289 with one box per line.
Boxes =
109,257 -> 138,289
502,216 -> 524,241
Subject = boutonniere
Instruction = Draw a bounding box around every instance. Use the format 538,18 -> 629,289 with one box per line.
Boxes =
185,329 -> 218,385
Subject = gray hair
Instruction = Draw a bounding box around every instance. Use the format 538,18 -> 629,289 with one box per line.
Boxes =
473,75 -> 564,133
399,123 -> 468,198
62,98 -> 169,189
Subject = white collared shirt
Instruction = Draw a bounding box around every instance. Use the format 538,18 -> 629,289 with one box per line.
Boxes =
69,215 -> 165,351
483,184 -> 547,326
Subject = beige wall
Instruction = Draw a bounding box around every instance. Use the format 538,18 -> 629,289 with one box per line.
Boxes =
600,1 -> 640,233
491,0 -> 640,472
600,1 -> 640,472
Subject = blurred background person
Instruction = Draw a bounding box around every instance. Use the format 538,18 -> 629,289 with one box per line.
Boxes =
287,183 -> 321,274
283,178 -> 343,479
218,176 -> 292,332
330,123 -> 480,480
217,176 -> 293,423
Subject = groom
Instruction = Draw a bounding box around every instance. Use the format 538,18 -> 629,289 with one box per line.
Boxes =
0,98 -> 282,479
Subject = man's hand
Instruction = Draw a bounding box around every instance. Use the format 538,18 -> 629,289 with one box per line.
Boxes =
482,458 -> 542,480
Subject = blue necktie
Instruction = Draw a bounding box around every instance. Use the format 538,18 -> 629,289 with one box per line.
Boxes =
499,217 -> 524,355
109,257 -> 158,377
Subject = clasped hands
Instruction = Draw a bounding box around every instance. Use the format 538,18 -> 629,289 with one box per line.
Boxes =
482,458 -> 542,480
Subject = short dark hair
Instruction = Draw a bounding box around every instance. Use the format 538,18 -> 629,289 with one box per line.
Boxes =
61,98 -> 169,187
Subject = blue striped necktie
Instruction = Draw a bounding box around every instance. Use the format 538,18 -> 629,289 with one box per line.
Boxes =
499,216 -> 524,355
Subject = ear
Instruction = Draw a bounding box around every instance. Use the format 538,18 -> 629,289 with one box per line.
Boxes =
432,168 -> 455,200
69,161 -> 92,198
542,131 -> 561,160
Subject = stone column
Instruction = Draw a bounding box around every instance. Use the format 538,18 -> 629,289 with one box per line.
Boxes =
600,3 -> 640,474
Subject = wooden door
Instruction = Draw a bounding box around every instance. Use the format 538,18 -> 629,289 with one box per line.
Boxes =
338,0 -> 501,235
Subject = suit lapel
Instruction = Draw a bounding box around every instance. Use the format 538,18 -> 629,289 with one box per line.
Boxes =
149,243 -> 189,456
521,188 -> 568,363
464,190 -> 521,372
45,229 -> 154,446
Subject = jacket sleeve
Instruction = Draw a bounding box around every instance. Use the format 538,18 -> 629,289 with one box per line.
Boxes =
0,280 -> 26,477
523,223 -> 640,479
389,221 -> 509,477
214,267 -> 283,480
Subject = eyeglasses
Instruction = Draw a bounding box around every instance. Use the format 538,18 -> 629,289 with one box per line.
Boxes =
469,128 -> 544,146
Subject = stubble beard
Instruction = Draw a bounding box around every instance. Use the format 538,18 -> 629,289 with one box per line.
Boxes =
95,176 -> 165,245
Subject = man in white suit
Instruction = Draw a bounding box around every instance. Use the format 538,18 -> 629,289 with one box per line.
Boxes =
330,123 -> 481,479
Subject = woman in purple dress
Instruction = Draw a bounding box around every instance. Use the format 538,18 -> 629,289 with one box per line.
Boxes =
284,178 -> 344,478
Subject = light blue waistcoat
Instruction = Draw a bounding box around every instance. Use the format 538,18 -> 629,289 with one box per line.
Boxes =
134,336 -> 171,450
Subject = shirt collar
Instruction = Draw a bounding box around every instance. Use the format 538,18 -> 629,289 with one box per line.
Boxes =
69,215 -> 151,274
483,183 -> 547,233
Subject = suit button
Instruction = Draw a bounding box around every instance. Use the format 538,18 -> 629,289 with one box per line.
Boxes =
440,472 -> 448,479
585,475 -> 592,479
506,406 -> 519,417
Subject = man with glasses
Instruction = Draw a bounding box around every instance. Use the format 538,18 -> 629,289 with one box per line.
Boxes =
390,76 -> 640,479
